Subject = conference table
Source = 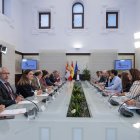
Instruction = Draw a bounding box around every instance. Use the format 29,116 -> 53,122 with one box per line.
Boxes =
0,81 -> 140,140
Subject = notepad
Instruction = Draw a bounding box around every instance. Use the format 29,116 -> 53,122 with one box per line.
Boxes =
0,108 -> 26,115
18,100 -> 38,104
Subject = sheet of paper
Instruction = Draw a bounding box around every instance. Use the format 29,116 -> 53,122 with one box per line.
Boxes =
18,100 -> 38,104
112,95 -> 125,98
50,90 -> 54,93
123,103 -> 140,109
125,106 -> 140,110
0,108 -> 26,115
37,93 -> 49,97
112,96 -> 119,98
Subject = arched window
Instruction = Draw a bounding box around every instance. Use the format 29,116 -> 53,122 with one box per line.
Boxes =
72,2 -> 84,29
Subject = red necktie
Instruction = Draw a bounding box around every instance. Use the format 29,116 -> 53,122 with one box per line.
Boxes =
4,82 -> 15,100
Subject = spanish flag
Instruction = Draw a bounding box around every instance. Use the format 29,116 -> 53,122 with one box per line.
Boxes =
70,61 -> 74,78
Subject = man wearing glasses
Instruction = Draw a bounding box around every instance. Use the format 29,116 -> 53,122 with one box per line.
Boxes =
0,67 -> 23,107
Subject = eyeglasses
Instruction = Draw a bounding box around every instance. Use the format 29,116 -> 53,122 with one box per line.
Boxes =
1,73 -> 10,75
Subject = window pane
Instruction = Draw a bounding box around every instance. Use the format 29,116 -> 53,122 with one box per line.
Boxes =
73,4 -> 83,13
41,15 -> 49,27
2,0 -> 4,14
72,128 -> 83,140
74,15 -> 82,27
106,128 -> 117,140
40,128 -> 50,140
108,14 -> 116,27
3,0 -> 11,17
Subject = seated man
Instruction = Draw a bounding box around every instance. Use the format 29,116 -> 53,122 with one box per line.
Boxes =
32,70 -> 52,93
0,67 -> 23,107
73,70 -> 81,81
98,70 -> 107,83
105,69 -> 122,94
45,71 -> 56,86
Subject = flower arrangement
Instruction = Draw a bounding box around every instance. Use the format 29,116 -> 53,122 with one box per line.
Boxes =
67,82 -> 91,117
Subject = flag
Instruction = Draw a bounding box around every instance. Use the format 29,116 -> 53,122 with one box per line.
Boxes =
74,61 -> 78,74
65,62 -> 70,80
66,62 -> 69,71
68,61 -> 73,81
70,61 -> 74,78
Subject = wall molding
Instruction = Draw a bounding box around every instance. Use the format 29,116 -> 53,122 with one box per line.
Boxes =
23,53 -> 39,56
15,50 -> 39,56
66,53 -> 91,55
15,50 -> 23,55
118,53 -> 135,55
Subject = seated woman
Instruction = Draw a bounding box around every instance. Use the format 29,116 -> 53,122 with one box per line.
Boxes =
104,70 -> 112,87
121,71 -> 132,92
95,71 -> 101,83
40,70 -> 53,93
125,69 -> 140,99
16,69 -> 42,98
0,104 -> 5,113
32,70 -> 44,90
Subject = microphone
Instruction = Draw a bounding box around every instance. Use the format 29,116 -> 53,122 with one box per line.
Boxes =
42,89 -> 56,103
118,94 -> 140,117
23,98 -> 39,118
24,98 -> 39,112
108,93 -> 120,106
102,91 -> 108,97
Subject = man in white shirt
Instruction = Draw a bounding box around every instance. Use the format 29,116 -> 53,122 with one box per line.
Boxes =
105,69 -> 122,93
74,70 -> 81,81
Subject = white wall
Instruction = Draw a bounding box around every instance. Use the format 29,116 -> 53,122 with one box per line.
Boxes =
134,0 -> 140,69
21,0 -> 136,53
135,48 -> 140,70
0,0 -> 23,52
135,0 -> 140,31
0,41 -> 15,86
0,0 -> 139,77
39,51 -> 66,77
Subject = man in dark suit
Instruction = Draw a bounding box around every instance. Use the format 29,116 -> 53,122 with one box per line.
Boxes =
0,67 -> 23,107
73,70 -> 81,81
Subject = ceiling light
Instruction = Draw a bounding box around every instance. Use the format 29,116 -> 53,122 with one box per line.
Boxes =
73,43 -> 83,49
134,32 -> 140,39
134,41 -> 140,48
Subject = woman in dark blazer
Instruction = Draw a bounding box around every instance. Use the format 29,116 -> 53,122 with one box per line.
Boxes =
16,69 -> 42,98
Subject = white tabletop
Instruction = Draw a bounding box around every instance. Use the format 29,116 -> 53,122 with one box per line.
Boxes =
0,81 -> 140,140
